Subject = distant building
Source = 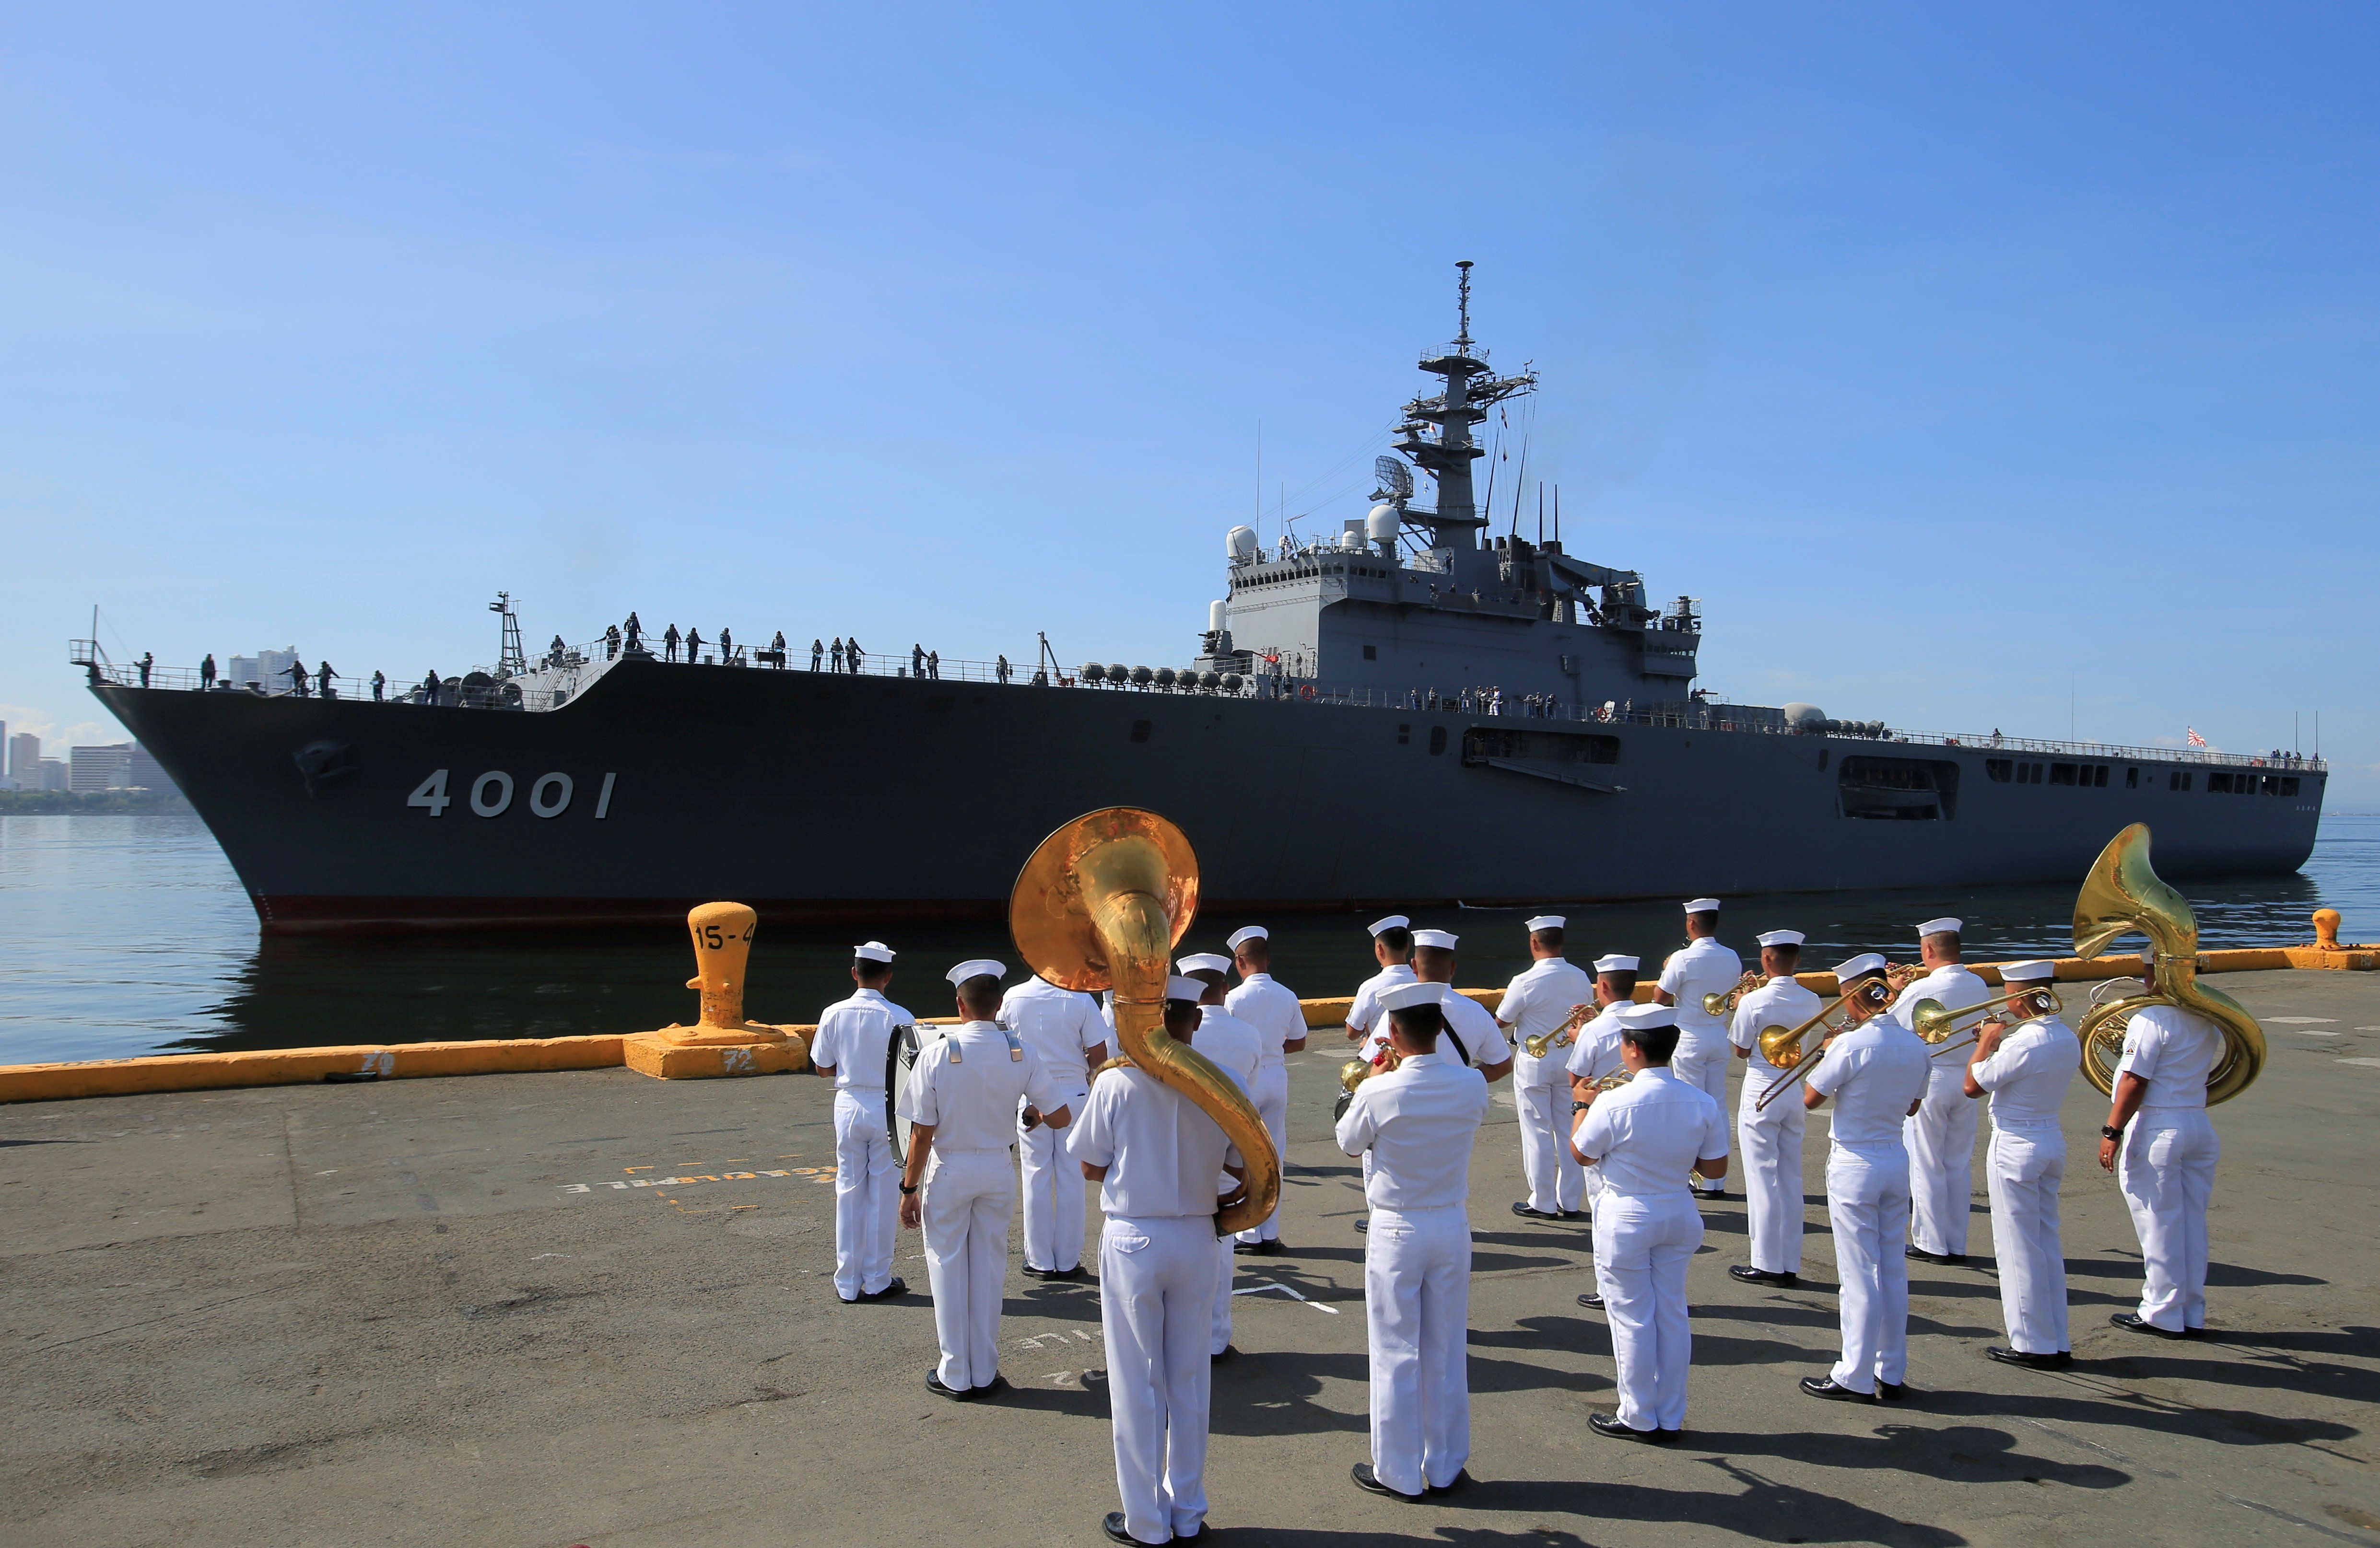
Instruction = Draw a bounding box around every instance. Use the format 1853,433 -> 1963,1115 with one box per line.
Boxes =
223,647 -> 301,694
38,759 -> 70,791
9,732 -> 42,785
127,745 -> 169,791
70,744 -> 135,792
226,655 -> 258,688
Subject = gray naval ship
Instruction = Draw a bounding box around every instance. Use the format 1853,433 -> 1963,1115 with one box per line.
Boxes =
79,266 -> 2324,932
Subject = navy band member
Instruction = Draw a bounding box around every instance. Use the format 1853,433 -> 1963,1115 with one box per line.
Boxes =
2100,954 -> 2224,1340
808,941 -> 914,1304
1498,915 -> 1594,1221
1001,966 -> 1110,1281
1411,930 -> 1514,1082
1337,980 -> 1492,1499
1962,960 -> 2079,1367
1181,954 -> 1261,1361
1570,1003 -> 1730,1439
1072,976 -> 1246,1546
1800,954 -> 1931,1402
1345,914 -> 1419,1232
896,960 -> 1071,1399
1654,898 -> 1744,1201
1562,953 -> 1639,1261
1729,930 -> 1822,1286
1887,917 -> 1988,1263
1225,925 -> 1307,1255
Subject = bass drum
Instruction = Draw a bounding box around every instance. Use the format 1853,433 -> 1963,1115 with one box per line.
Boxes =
884,1024 -> 925,1156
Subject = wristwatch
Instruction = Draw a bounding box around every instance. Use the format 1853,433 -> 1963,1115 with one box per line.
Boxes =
899,1181 -> 920,1195
1571,1100 -> 1590,1113
2099,1125 -> 2124,1141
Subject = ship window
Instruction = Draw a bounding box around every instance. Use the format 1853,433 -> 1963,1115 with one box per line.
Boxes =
1397,723 -> 1411,746
2208,771 -> 2231,793
1838,756 -> 1958,821
1817,749 -> 1829,772
1986,758 -> 2013,783
2094,765 -> 2109,787
2278,776 -> 2300,796
1363,645 -> 1378,660
1461,728 -> 1621,767
2169,770 -> 2192,791
2050,763 -> 2077,786
1429,726 -> 1447,756
1130,720 -> 1151,745
2125,767 -> 2138,788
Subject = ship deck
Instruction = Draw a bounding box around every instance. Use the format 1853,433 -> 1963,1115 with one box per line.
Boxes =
4,967 -> 2375,1546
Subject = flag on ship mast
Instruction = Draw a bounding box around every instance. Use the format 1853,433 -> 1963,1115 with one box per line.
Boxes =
2186,727 -> 2206,748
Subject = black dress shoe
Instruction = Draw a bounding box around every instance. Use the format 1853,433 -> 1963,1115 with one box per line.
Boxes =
1905,1245 -> 1948,1263
1102,1512 -> 1149,1546
867,1276 -> 908,1300
1048,1264 -> 1086,1282
976,1373 -> 1010,1398
1657,1429 -> 1683,1444
2181,1326 -> 2209,1340
1987,1346 -> 2065,1370
1019,1264 -> 1052,1280
1801,1375 -> 1873,1402
1589,1412 -> 1662,1442
1729,1264 -> 1797,1287
1577,1291 -> 1605,1310
1558,1209 -> 1589,1221
926,1371 -> 971,1401
1424,1469 -> 1473,1497
1512,1202 -> 1559,1220
1697,1189 -> 1728,1202
2110,1312 -> 2187,1340
1875,1380 -> 1910,1402
1210,1344 -> 1238,1364
1172,1526 -> 1205,1544
1354,1218 -> 1368,1234
1234,1237 -> 1286,1256
1350,1462 -> 1423,1501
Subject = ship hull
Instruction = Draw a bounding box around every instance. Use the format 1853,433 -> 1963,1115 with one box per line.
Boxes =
95,664 -> 2325,933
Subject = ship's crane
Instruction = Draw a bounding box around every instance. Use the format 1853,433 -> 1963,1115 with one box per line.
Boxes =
490,592 -> 528,679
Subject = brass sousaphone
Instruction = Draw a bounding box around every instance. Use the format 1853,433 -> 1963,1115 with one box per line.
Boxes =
2072,823 -> 2264,1106
1009,807 -> 1281,1234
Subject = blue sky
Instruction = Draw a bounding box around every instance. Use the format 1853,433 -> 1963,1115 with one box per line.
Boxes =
3,4 -> 2374,798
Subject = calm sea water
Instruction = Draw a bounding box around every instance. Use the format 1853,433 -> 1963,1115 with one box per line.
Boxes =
3,812 -> 2376,1066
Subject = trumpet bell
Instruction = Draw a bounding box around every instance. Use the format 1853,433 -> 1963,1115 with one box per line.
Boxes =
1753,1023 -> 1799,1066
1700,990 -> 1729,1016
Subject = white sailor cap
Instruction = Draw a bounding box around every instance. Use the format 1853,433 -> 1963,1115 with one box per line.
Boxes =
1614,1002 -> 1677,1030
1367,914 -> 1411,936
1226,926 -> 1268,950
1176,953 -> 1233,976
1412,929 -> 1458,950
1917,917 -> 1963,937
1833,952 -> 1888,981
1164,975 -> 1206,1002
1684,897 -> 1722,913
1593,954 -> 1640,974
1524,914 -> 1565,932
1756,930 -> 1806,948
1379,981 -> 1449,1014
853,941 -> 896,963
946,958 -> 1005,986
2001,960 -> 2058,983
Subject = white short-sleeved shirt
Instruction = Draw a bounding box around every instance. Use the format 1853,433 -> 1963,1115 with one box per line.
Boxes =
1225,973 -> 1307,1070
998,977 -> 1108,1096
1563,1004 -> 1628,1087
1498,957 -> 1595,1087
1436,989 -> 1513,1068
1658,936 -> 1746,1057
1805,1016 -> 1932,1157
1571,1066 -> 1731,1199
1347,963 -> 1418,1050
1970,1015 -> 2081,1130
1887,964 -> 1990,1096
1730,977 -> 1823,1076
1194,1006 -> 1262,1095
1334,1051 -> 1490,1211
1068,1065 -> 1242,1221
896,1021 -> 1065,1153
2115,1003 -> 2223,1112
809,987 -> 916,1106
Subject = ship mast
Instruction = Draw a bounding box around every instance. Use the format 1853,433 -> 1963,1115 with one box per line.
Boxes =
1393,260 -> 1536,551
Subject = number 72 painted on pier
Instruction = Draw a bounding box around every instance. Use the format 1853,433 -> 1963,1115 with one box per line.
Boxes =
407,769 -> 616,820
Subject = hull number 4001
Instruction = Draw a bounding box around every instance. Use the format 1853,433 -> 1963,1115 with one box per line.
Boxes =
408,769 -> 616,819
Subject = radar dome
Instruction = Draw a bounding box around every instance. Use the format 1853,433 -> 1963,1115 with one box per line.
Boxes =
1782,702 -> 1826,730
1208,600 -> 1227,634
1226,525 -> 1259,562
1365,504 -> 1400,542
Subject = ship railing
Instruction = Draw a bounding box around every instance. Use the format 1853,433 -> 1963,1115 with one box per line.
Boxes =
1880,728 -> 2318,771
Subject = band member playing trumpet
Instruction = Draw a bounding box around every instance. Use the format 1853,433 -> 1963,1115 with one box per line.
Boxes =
1570,1003 -> 1731,1440
1565,954 -> 1640,1105
1655,899 -> 1744,1202
1886,918 -> 1989,1264
1497,916 -> 1595,1222
1728,930 -> 1822,1287
1412,930 -> 1514,1083
2101,952 -> 2225,1340
1337,981 -> 1492,1501
1960,961 -> 2079,1367
1345,914 -> 1419,1061
1800,954 -> 1931,1403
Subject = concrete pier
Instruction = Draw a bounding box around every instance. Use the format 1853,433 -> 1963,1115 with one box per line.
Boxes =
4,967 -> 2376,1546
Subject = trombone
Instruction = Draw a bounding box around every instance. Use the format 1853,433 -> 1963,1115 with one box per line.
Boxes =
1751,975 -> 1899,1112
1700,969 -> 1764,1019
1909,983 -> 2063,1059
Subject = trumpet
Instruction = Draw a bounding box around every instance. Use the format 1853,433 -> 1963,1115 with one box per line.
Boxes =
1524,1001 -> 1598,1059
1752,975 -> 1899,1111
1700,970 -> 1764,1019
1910,984 -> 2063,1059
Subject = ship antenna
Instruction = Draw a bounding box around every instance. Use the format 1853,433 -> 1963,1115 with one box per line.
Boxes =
1455,259 -> 1473,349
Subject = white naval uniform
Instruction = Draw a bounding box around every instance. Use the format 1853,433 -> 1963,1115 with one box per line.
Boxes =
1561,1005 -> 1628,1208
1729,977 -> 1823,1274
1431,988 -> 1513,1073
1000,977 -> 1109,1273
809,986 -> 915,1300
895,1021 -> 1064,1391
1498,956 -> 1595,1214
1194,1007 -> 1263,1355
1574,1067 -> 1730,1432
1347,963 -> 1418,1201
1887,964 -> 1989,1255
1970,1015 -> 2080,1354
1225,972 -> 1306,1244
1070,1066 -> 1240,1546
1334,1050 -> 1490,1495
1658,938 -> 1745,1194
2114,1004 -> 2224,1333
1805,1018 -> 1932,1394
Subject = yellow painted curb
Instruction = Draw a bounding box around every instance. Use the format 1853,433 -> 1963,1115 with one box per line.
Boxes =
623,1030 -> 811,1080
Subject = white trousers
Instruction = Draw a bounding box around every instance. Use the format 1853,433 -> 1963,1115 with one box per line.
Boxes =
921,1148 -> 1014,1390
1100,1215 -> 1218,1545
1735,1078 -> 1806,1274
1364,1204 -> 1472,1494
2118,1110 -> 2220,1332
1826,1146 -> 1911,1394
1019,1088 -> 1090,1271
1515,1080 -> 1584,1214
1986,1125 -> 2069,1353
1593,1192 -> 1702,1431
1210,1235 -> 1236,1354
831,1092 -> 898,1299
1904,1084 -> 1980,1255
1671,1042 -> 1730,1193
1234,1064 -> 1290,1244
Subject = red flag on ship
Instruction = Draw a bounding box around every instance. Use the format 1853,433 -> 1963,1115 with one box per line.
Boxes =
2186,727 -> 2206,748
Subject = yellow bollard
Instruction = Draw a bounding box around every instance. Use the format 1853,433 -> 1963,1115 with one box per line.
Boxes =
623,903 -> 814,1079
